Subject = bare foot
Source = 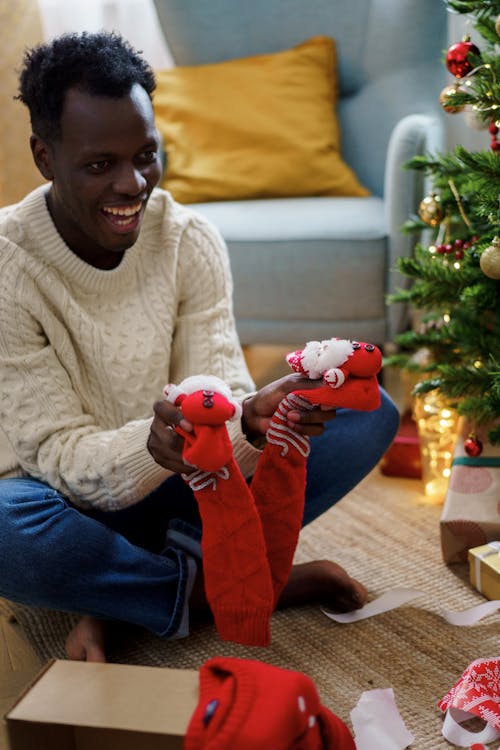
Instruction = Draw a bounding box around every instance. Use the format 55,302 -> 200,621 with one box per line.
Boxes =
65,615 -> 107,662
277,560 -> 367,613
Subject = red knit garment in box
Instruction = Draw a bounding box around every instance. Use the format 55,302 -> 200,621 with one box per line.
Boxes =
184,657 -> 356,750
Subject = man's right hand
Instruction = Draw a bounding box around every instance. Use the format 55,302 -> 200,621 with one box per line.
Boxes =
147,399 -> 196,474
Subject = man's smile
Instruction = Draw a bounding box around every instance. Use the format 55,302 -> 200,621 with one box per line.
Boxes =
101,201 -> 143,231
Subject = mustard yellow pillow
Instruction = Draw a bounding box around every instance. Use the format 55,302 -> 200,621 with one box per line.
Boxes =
153,36 -> 369,203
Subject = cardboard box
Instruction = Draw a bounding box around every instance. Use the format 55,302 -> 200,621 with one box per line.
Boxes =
6,659 -> 199,750
469,542 -> 500,600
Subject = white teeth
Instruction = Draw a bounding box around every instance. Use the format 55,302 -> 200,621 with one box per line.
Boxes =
103,203 -> 141,217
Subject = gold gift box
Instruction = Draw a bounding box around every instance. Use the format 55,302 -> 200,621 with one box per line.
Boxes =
469,542 -> 500,600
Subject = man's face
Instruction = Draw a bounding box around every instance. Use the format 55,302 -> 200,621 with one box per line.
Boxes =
34,83 -> 162,269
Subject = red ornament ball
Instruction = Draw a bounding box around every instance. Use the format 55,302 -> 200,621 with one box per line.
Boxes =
464,435 -> 483,457
446,39 -> 480,78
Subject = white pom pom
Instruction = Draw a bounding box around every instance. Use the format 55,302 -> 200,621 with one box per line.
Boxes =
299,340 -> 323,379
316,338 -> 354,371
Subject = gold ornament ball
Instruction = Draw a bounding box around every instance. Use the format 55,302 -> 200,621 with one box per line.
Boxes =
480,237 -> 500,280
439,83 -> 464,113
418,194 -> 444,227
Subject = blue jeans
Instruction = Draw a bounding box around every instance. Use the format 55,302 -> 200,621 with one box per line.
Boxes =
0,390 -> 398,637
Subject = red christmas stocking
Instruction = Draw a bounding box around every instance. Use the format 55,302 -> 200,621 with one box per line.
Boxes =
185,458 -> 275,647
250,338 -> 382,605
165,377 -> 274,647
250,391 -> 314,605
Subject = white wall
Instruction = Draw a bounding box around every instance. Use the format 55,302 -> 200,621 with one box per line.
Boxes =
38,0 -> 173,69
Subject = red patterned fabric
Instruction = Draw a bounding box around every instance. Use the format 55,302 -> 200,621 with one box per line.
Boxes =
184,657 -> 356,750
439,656 -> 500,728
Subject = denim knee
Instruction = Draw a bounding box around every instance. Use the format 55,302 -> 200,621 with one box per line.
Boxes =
0,478 -> 68,598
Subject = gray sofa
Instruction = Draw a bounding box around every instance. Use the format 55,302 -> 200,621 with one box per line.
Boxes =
153,0 -> 447,347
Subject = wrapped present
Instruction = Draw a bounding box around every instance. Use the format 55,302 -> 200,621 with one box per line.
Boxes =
379,411 -> 422,479
440,423 -> 500,564
469,542 -> 500,600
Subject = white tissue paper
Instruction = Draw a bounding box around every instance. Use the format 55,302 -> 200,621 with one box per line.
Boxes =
350,688 -> 414,750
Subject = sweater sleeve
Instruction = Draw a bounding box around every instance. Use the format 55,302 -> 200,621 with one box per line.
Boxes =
168,215 -> 261,477
0,255 -> 170,510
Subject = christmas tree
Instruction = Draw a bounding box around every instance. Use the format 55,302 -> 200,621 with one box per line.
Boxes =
388,0 -> 500,448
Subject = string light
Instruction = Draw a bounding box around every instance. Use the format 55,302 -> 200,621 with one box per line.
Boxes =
413,391 -> 460,502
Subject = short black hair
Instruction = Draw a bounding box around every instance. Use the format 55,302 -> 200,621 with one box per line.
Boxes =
17,31 -> 156,142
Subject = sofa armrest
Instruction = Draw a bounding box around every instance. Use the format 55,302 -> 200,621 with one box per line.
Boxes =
384,113 -> 445,341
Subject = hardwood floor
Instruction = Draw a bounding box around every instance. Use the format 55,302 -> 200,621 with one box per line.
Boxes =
0,345 -> 407,749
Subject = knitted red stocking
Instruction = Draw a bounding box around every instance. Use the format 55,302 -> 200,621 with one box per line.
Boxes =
249,392 -> 313,605
250,338 -> 382,605
185,458 -> 274,647
164,377 -> 274,647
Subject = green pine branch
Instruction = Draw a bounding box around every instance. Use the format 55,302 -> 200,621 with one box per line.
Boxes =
388,0 -> 500,441
447,1 -> 500,15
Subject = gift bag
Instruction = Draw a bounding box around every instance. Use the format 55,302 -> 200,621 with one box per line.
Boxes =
440,423 -> 500,564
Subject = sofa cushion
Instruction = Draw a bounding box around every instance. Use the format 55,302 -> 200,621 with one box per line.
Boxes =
192,196 -> 387,345
153,36 -> 369,204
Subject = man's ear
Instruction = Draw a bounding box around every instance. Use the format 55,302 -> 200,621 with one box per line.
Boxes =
30,135 -> 54,180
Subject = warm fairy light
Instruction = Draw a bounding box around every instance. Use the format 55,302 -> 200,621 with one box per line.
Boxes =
443,313 -> 451,323
474,360 -> 482,368
413,391 -> 460,503
453,261 -> 461,269
429,245 -> 437,254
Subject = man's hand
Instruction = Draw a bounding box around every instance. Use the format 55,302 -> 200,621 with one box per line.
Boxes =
242,373 -> 336,441
147,399 -> 196,474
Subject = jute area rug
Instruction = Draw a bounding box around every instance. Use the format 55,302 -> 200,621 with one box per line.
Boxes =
3,468 -> 498,749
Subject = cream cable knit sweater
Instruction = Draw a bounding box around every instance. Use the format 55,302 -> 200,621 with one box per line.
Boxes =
0,185 -> 259,510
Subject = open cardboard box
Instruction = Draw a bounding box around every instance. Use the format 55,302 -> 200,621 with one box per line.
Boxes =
6,659 -> 199,749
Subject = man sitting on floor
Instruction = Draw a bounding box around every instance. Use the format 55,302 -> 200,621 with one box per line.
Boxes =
0,31 -> 399,661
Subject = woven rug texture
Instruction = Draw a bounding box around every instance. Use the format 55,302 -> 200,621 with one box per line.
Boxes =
4,469 -> 498,750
